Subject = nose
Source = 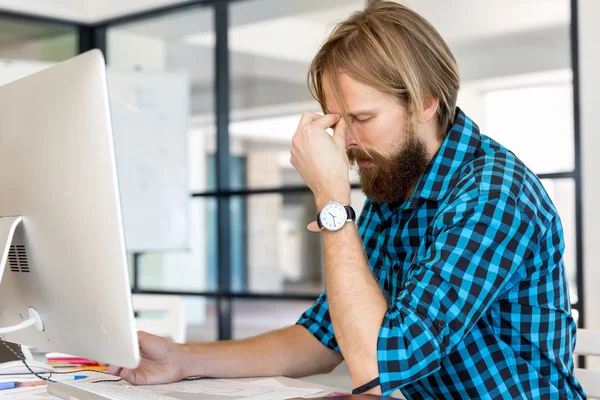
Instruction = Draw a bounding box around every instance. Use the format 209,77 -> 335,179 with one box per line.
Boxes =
341,122 -> 358,149
333,117 -> 359,149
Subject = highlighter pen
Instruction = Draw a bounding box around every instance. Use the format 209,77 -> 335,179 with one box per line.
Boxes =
0,381 -> 17,390
0,375 -> 86,390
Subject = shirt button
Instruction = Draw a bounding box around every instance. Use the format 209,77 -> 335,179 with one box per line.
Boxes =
437,320 -> 446,329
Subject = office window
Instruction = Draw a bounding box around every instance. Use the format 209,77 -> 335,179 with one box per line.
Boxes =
107,6 -> 216,329
0,16 -> 77,62
241,191 -> 323,294
223,0 -> 365,190
484,84 -> 574,174
541,179 -> 577,303
479,81 -> 577,304
444,0 -> 577,309
232,189 -> 366,294
185,298 -> 219,343
232,299 -> 313,339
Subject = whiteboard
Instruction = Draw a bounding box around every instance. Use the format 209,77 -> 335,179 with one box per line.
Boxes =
0,59 -> 190,252
108,71 -> 189,251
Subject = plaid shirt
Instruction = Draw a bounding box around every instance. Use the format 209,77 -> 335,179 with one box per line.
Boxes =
297,109 -> 585,399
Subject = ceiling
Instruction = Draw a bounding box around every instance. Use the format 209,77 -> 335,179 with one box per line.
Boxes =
107,0 -> 570,70
0,0 -> 192,24
404,0 -> 569,44
0,0 -> 570,36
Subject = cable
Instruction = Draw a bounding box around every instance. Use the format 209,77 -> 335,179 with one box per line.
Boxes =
0,338 -> 124,383
0,337 -> 54,382
183,376 -> 212,381
0,317 -> 38,334
0,338 -> 211,386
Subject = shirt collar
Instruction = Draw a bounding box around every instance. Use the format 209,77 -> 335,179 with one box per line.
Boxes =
375,108 -> 481,217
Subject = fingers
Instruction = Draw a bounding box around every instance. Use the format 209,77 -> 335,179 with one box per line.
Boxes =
303,113 -> 341,132
118,368 -> 137,384
331,115 -> 347,148
296,112 -> 321,131
291,112 -> 343,168
296,112 -> 341,135
108,366 -> 138,384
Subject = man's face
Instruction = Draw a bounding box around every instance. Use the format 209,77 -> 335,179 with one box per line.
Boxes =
323,72 -> 429,203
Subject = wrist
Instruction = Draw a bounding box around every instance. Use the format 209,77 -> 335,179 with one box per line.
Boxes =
316,198 -> 350,211
175,342 -> 201,379
315,192 -> 351,210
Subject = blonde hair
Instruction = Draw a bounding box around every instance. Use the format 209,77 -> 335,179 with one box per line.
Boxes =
309,0 -> 460,140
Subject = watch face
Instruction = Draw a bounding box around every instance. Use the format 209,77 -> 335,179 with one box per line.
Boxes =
320,202 -> 347,231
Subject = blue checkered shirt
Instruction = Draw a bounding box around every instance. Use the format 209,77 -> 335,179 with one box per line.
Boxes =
297,109 -> 586,399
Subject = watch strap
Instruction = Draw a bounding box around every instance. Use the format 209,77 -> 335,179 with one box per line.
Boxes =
345,205 -> 356,222
316,211 -> 324,230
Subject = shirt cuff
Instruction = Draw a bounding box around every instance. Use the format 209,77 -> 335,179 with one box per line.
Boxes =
296,318 -> 340,352
377,304 -> 446,395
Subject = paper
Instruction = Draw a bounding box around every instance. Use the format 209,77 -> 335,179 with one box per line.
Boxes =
0,385 -> 56,400
248,379 -> 288,389
0,374 -> 44,382
93,378 -> 323,400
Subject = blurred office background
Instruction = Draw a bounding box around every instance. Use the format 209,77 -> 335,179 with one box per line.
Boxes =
1,0 -> 599,392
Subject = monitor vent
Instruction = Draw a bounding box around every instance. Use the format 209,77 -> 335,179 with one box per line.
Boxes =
7,245 -> 30,273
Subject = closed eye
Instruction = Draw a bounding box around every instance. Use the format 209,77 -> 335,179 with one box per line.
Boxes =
351,116 -> 373,124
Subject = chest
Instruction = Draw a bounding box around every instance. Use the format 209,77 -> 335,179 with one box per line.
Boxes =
362,206 -> 439,302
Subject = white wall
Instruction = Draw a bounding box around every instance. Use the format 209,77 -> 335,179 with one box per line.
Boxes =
453,26 -> 570,82
579,0 -> 600,365
108,31 -> 167,72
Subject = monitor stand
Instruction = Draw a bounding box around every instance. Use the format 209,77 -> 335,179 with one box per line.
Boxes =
0,216 -> 44,334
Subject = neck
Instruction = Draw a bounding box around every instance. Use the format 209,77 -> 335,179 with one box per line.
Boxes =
422,121 -> 445,162
402,123 -> 445,202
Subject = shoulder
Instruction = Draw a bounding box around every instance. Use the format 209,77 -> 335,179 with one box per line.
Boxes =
443,134 -> 558,233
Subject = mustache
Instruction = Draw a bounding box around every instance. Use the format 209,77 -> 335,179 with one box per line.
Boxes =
347,148 -> 386,164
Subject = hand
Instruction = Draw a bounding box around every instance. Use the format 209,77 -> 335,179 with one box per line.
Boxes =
290,112 -> 351,208
108,331 -> 185,385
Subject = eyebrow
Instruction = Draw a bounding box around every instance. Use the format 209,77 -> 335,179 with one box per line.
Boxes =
347,109 -> 377,117
327,108 -> 377,117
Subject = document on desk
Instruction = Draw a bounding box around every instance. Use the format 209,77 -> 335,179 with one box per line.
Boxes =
115,378 -> 324,400
0,385 -> 56,400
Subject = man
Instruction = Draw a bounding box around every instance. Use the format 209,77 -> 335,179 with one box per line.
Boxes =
109,1 -> 586,398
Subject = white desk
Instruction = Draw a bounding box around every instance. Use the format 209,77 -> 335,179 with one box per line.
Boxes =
237,375 -> 345,397
45,372 -> 346,399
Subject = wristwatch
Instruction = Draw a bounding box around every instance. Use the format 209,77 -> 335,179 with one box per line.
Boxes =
316,201 -> 356,232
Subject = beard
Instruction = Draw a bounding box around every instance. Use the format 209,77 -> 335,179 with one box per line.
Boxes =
347,133 -> 429,204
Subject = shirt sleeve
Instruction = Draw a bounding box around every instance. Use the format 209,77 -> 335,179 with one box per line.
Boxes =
296,290 -> 340,352
377,190 -> 539,395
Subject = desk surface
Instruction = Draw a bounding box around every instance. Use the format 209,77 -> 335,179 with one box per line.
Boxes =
70,372 -> 346,398
237,375 -> 345,397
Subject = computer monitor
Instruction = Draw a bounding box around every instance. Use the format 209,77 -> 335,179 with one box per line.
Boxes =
0,50 -> 140,369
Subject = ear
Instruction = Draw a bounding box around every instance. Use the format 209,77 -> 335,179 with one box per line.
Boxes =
422,97 -> 440,123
